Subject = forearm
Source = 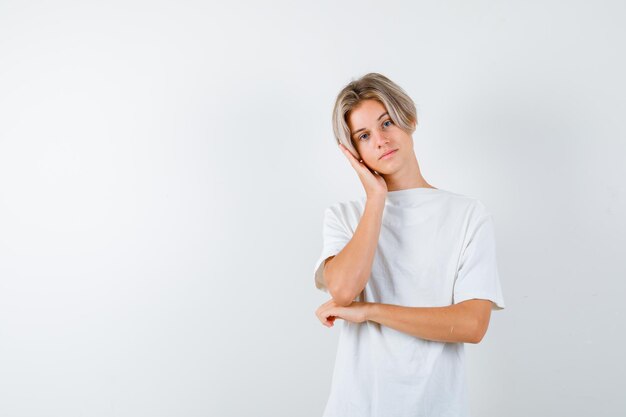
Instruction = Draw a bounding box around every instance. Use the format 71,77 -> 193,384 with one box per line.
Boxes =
366,302 -> 481,344
325,197 -> 385,306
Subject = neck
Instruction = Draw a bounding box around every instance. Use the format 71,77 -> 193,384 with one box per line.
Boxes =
381,155 -> 434,192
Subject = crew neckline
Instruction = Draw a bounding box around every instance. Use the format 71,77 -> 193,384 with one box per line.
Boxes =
385,187 -> 445,205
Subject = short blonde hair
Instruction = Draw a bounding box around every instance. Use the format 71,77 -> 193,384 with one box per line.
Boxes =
332,73 -> 417,158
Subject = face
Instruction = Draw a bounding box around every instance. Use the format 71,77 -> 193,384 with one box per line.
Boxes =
347,99 -> 416,174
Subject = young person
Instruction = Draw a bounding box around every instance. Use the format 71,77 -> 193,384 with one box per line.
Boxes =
313,73 -> 506,417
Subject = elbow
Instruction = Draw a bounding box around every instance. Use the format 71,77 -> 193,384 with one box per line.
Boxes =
327,279 -> 359,306
334,295 -> 355,307
325,269 -> 360,307
328,285 -> 357,307
468,321 -> 489,344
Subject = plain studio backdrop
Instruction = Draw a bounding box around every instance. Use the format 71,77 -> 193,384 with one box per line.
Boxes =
1,0 -> 625,416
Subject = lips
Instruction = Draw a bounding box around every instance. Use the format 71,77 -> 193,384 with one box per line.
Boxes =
379,149 -> 397,159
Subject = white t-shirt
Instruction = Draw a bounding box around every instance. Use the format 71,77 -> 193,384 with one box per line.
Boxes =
313,187 -> 505,417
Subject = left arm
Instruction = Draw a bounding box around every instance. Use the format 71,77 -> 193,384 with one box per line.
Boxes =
315,298 -> 493,344
367,299 -> 493,344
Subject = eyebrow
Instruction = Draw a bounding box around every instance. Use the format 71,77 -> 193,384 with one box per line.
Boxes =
351,112 -> 389,137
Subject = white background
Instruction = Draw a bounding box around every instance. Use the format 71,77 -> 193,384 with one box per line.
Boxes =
1,1 -> 625,416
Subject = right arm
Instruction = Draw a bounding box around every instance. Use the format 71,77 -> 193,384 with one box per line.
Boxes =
322,142 -> 388,307
322,196 -> 385,306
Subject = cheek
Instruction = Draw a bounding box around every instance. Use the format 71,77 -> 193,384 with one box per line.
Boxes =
354,145 -> 367,161
356,145 -> 378,166
365,155 -> 380,168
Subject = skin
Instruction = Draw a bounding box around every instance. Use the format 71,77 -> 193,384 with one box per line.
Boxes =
342,99 -> 436,195
315,99 -> 493,344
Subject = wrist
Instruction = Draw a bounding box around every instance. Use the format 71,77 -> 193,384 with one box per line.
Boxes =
365,195 -> 386,207
365,302 -> 379,321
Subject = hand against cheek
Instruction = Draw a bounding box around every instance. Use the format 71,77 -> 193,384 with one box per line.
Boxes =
338,143 -> 387,200
315,298 -> 370,327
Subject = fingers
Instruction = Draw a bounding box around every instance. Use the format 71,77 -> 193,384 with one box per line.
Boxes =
316,302 -> 339,327
338,143 -> 359,164
316,310 -> 333,327
338,143 -> 370,173
316,299 -> 334,314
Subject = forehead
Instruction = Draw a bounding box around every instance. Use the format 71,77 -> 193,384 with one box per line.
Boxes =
347,100 -> 388,129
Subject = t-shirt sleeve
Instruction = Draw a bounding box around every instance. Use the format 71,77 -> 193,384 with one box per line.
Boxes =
313,205 -> 353,293
453,202 -> 506,311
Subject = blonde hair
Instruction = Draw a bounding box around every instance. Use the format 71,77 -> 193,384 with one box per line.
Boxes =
332,73 -> 417,158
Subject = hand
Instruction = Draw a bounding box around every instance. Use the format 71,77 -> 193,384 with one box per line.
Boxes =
315,298 -> 371,327
339,143 -> 387,200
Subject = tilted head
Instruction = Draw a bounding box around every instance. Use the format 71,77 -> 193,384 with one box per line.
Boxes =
331,73 -> 418,174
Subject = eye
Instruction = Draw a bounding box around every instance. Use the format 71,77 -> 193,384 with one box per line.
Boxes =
383,119 -> 393,128
358,133 -> 369,141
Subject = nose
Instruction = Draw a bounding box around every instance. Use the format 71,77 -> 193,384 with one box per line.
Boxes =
374,129 -> 390,148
